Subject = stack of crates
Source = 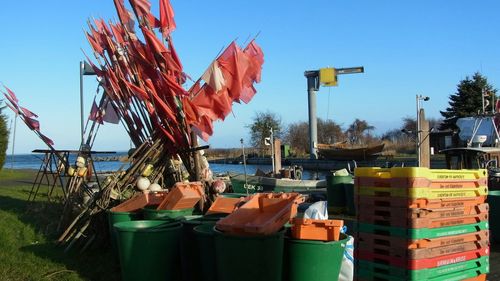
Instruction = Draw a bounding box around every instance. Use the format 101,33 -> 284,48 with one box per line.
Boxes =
354,167 -> 489,281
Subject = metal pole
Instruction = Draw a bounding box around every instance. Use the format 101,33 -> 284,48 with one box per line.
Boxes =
307,76 -> 318,159
241,138 -> 248,195
270,127 -> 275,175
80,61 -> 84,145
10,114 -> 17,169
416,95 -> 420,167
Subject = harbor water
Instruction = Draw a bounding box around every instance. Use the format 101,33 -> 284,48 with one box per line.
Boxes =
4,153 -> 331,180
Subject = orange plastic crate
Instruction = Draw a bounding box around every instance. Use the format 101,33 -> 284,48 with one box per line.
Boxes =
291,218 -> 344,241
216,192 -> 305,235
463,274 -> 487,281
206,196 -> 248,215
110,191 -> 168,212
157,182 -> 204,210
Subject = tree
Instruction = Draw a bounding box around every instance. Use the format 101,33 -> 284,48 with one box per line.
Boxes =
285,118 -> 345,155
0,102 -> 9,171
246,111 -> 283,155
346,119 -> 374,144
440,72 -> 497,130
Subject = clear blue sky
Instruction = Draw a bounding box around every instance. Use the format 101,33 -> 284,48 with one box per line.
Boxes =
1,1 -> 500,154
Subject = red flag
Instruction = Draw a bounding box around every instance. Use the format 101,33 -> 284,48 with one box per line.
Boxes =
159,0 -> 176,36
89,101 -> 104,124
39,133 -> 55,146
201,60 -> 226,92
4,86 -> 18,103
125,80 -> 150,101
20,107 -> 38,118
85,32 -> 104,55
141,27 -> 168,54
240,84 -> 257,104
24,116 -> 40,131
5,102 -> 18,114
217,42 -> 250,101
103,102 -> 121,124
130,0 -> 160,27
3,93 -> 19,110
244,40 -> 264,83
113,0 -> 132,27
110,23 -> 125,45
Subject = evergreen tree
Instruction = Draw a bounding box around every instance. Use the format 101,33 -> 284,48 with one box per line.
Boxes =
440,72 -> 497,130
0,102 -> 9,170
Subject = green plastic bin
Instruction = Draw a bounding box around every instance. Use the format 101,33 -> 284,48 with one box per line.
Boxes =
214,228 -> 285,281
194,224 -> 217,281
344,182 -> 356,215
489,190 -> 500,243
180,215 -> 222,281
285,233 -> 349,281
107,210 -> 141,255
142,205 -> 193,220
114,220 -> 182,281
326,175 -> 352,214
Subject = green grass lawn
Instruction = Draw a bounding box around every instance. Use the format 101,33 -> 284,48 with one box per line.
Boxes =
0,169 -> 120,281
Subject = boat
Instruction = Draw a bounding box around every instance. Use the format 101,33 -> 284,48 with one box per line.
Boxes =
228,172 -> 327,194
317,143 -> 385,161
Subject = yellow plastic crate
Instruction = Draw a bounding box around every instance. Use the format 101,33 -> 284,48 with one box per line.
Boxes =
354,167 -> 487,180
356,186 -> 488,199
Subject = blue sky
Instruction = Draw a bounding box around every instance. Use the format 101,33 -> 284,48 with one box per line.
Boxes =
1,1 -> 500,153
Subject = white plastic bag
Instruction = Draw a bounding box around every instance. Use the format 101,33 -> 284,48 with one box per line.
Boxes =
303,200 -> 328,220
339,235 -> 354,281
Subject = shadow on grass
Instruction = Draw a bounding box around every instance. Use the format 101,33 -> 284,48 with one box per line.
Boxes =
0,195 -> 121,281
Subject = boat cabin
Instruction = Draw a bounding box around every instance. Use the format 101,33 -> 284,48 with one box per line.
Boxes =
440,147 -> 500,170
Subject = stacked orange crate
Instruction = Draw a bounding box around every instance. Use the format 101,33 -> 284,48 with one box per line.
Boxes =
354,167 -> 489,281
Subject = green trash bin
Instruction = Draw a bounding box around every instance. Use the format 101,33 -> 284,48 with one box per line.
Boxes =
344,182 -> 356,216
180,215 -> 223,281
285,233 -> 349,281
107,210 -> 142,255
194,224 -> 217,281
114,220 -> 182,281
214,228 -> 285,281
489,191 -> 500,243
142,205 -> 193,220
326,174 -> 352,214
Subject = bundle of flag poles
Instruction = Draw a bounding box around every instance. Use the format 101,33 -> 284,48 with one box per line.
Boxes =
1,0 -> 263,250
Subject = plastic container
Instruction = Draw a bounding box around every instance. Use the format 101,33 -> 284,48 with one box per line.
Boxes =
113,220 -> 182,281
142,205 -> 193,220
354,167 -> 487,182
344,182 -> 356,215
356,185 -> 487,198
285,233 -> 349,281
326,174 -> 352,213
110,191 -> 168,212
206,196 -> 245,215
157,181 -> 204,210
357,265 -> 488,281
357,239 -> 487,259
488,190 -> 500,243
179,215 -> 221,281
214,228 -> 285,281
357,256 -> 489,280
291,218 -> 343,241
193,224 -> 217,281
357,195 -> 486,209
357,221 -> 489,239
216,193 -> 304,235
356,246 -> 489,269
357,230 -> 489,250
107,210 -> 141,255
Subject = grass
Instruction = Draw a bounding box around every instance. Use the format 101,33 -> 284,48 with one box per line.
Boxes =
0,169 -> 120,281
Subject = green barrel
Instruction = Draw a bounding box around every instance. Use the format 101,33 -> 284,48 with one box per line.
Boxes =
107,210 -> 142,255
285,233 -> 349,281
142,205 -> 193,220
344,182 -> 356,215
114,220 -> 182,281
214,229 -> 285,281
326,174 -> 352,214
193,224 -> 217,281
180,215 -> 222,281
489,190 -> 500,243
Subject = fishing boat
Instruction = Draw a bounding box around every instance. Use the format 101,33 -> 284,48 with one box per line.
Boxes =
228,172 -> 327,194
317,143 -> 385,161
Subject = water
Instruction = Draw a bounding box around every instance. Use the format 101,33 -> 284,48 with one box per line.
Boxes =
4,154 -> 329,180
